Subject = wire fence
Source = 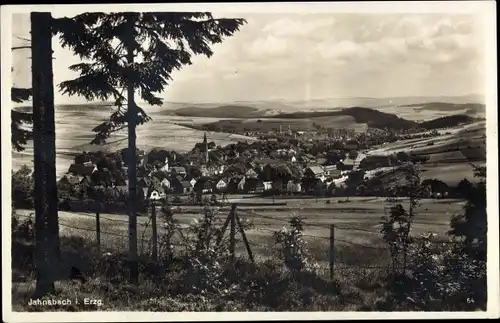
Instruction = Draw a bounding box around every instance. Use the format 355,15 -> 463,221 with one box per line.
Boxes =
13,203 -> 459,279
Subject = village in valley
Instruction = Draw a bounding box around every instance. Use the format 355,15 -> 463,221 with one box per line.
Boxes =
8,7 -> 492,314
57,119 -> 485,211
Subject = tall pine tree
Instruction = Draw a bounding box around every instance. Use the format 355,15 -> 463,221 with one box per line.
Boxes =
30,12 -> 61,297
52,12 -> 246,283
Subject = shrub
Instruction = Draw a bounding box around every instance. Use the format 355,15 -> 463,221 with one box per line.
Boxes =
389,164 -> 487,311
273,214 -> 319,274
12,166 -> 34,209
178,206 -> 230,295
12,213 -> 35,242
404,234 -> 486,311
157,204 -> 179,263
380,163 -> 421,274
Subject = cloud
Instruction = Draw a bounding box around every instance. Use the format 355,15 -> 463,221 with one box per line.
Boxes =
248,34 -> 289,57
261,17 -> 337,38
11,12 -> 487,103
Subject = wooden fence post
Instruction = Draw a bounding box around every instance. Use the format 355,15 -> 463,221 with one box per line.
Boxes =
230,203 -> 236,262
329,224 -> 335,280
96,211 -> 101,257
235,210 -> 254,264
151,202 -> 158,262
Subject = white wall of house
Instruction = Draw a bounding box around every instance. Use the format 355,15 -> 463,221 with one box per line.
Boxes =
238,177 -> 246,191
161,158 -> 169,172
287,181 -> 301,193
161,179 -> 170,189
190,178 -> 197,187
216,180 -> 227,190
150,190 -> 160,200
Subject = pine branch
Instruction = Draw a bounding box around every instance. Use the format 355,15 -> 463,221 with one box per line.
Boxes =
11,88 -> 32,103
55,12 -> 246,144
11,110 -> 33,151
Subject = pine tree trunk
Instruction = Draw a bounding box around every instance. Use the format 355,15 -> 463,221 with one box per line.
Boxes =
125,14 -> 139,285
31,12 -> 61,298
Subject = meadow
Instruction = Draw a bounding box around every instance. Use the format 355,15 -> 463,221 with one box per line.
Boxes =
11,195 -> 469,311
13,196 -> 464,268
11,105 -> 256,179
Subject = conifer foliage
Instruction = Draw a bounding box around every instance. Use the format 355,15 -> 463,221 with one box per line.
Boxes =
11,36 -> 33,152
52,12 -> 246,145
51,12 -> 246,283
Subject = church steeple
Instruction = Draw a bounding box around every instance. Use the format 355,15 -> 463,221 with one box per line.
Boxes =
203,132 -> 209,164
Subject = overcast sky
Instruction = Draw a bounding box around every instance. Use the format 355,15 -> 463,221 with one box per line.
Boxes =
12,12 -> 486,104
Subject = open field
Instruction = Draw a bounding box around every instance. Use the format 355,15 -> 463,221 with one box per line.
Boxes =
186,115 -> 368,133
11,105 -> 257,179
13,196 -> 464,268
366,121 -> 485,156
11,101 -> 486,183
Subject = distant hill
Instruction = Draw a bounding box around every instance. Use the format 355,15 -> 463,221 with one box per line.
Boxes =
172,105 -> 261,118
270,107 -> 418,130
401,102 -> 485,113
419,115 -> 477,130
268,107 -> 478,131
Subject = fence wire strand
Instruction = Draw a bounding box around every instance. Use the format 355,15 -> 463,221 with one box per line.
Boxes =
13,204 -> 458,270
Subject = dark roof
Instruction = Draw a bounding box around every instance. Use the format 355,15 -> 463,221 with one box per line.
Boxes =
181,181 -> 192,189
196,176 -> 213,184
68,164 -> 94,176
114,186 -> 128,194
138,177 -> 152,186
80,175 -> 92,183
150,171 -> 166,180
151,177 -> 161,186
254,159 -> 279,165
307,166 -> 324,175
171,166 -> 186,174
60,175 -> 81,185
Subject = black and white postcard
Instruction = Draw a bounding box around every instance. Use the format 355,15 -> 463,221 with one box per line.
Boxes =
1,1 -> 498,321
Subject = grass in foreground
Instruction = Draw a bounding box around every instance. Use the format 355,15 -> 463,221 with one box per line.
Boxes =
12,234 -> 401,312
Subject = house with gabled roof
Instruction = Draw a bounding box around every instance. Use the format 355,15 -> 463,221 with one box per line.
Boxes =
138,177 -> 152,189
160,178 -> 171,191
180,181 -> 193,194
215,178 -> 228,192
58,174 -> 81,187
237,176 -> 246,192
286,180 -> 302,194
225,176 -> 242,193
144,185 -> 166,201
171,166 -> 187,177
114,185 -> 128,197
80,175 -> 92,187
68,163 -> 96,177
341,158 -> 356,170
304,166 -> 325,179
263,181 -> 273,191
194,176 -> 214,194
245,169 -> 258,179
323,165 -> 342,178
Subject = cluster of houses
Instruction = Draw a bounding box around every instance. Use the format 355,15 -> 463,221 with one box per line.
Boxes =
58,129 -> 474,202
59,148 -> 398,203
